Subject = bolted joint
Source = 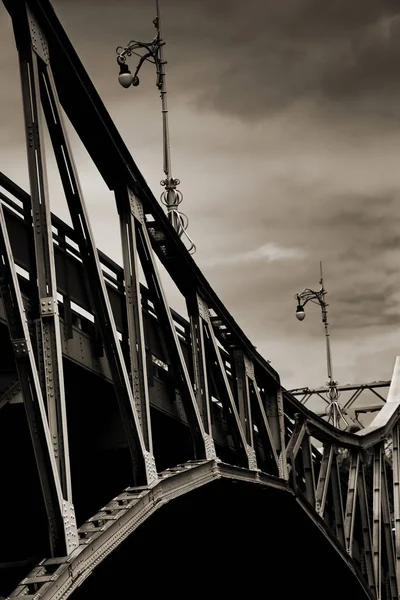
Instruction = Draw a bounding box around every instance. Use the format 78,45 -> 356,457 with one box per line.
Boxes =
11,338 -> 30,356
40,297 -> 58,316
62,500 -> 79,554
196,295 -> 210,323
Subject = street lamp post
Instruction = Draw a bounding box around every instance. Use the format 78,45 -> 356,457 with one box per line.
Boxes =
115,0 -> 195,254
294,263 -> 347,429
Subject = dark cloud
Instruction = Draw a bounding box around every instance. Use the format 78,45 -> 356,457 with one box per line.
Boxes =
25,0 -> 400,122
154,0 -> 400,120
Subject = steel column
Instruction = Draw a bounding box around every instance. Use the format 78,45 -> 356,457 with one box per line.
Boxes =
134,205 -> 215,460
38,61 -> 153,484
0,199 -> 76,556
286,417 -> 306,493
267,386 -> 288,480
301,434 -> 316,505
392,424 -> 400,591
116,187 -> 153,454
315,444 -> 333,517
233,350 -> 255,449
372,446 -> 382,596
330,451 -> 345,547
202,309 -> 254,468
186,295 -> 213,438
358,463 -> 377,594
249,378 -> 279,473
16,13 -> 73,506
286,417 -> 306,463
382,455 -> 399,599
344,452 -> 359,556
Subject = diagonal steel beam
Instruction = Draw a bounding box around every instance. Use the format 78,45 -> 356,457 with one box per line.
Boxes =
330,450 -> 345,547
344,452 -> 359,556
233,350 -> 255,451
391,424 -> 400,594
0,380 -> 21,411
343,388 -> 364,412
382,455 -> 398,599
248,377 -> 279,473
301,434 -> 316,506
15,6 -> 73,509
358,463 -> 377,595
286,417 -> 306,463
38,52 -> 153,484
315,444 -> 333,518
0,198 -> 76,556
116,186 -> 153,456
134,204 -> 215,461
186,294 -> 213,439
201,306 -> 253,468
372,446 -> 382,596
263,385 -> 288,479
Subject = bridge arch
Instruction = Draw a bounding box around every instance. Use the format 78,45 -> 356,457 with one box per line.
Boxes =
11,461 -> 373,600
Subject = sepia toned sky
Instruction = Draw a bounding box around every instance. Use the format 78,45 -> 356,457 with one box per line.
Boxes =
1,0 -> 400,406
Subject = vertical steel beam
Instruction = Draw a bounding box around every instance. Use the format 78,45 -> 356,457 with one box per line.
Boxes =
382,455 -> 399,599
392,425 -> 400,591
285,417 -> 306,493
267,386 -> 288,480
58,232 -> 73,340
38,62 -> 153,484
116,187 -> 153,454
201,310 -> 253,468
186,294 -> 213,438
358,463 -> 377,595
249,378 -> 279,473
0,200 -> 76,556
344,452 -> 359,556
16,12 -> 72,506
134,203 -> 215,460
330,451 -> 345,547
301,434 -> 316,505
315,444 -> 333,518
286,417 -> 306,463
372,446 -> 382,595
233,350 -> 254,449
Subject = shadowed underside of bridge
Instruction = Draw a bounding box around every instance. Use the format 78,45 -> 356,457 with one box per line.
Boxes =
1,459 -> 372,600
1,1 -> 400,599
70,476 -> 367,600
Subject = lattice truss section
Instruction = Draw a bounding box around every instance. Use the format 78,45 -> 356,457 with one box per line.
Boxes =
0,0 -> 284,564
0,2 -> 400,600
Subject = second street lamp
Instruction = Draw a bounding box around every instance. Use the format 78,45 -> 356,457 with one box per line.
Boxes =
294,263 -> 347,429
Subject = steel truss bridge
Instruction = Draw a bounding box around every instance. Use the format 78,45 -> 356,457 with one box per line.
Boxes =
1,2 -> 400,599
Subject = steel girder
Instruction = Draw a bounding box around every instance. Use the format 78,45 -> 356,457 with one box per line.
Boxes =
1,0 -> 285,561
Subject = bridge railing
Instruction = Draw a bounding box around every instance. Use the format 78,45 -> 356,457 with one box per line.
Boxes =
279,358 -> 400,599
0,172 -> 261,459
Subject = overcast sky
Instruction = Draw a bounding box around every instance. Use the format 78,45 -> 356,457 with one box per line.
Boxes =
1,0 -> 400,414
